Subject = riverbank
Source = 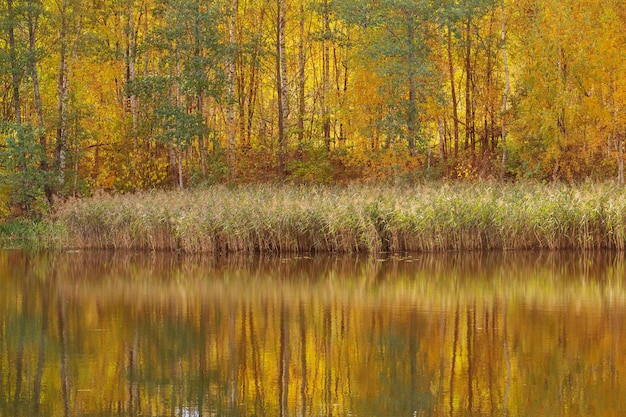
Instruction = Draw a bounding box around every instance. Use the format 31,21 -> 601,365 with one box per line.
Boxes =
4,182 -> 626,253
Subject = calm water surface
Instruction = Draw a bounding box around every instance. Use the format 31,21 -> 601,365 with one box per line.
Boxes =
1,250 -> 626,416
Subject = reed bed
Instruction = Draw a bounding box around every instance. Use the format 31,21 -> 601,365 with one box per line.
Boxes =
51,182 -> 626,253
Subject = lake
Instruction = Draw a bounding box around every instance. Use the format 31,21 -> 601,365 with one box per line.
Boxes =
1,250 -> 625,416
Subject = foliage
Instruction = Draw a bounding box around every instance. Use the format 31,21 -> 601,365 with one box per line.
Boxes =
1,0 -> 626,206
0,123 -> 51,217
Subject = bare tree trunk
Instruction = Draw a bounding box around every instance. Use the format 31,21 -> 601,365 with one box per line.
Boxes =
439,117 -> 446,165
177,147 -> 183,190
501,1 -> 510,178
407,13 -> 417,154
244,3 -> 266,149
447,26 -> 459,157
340,38 -> 349,141
197,93 -> 207,178
7,0 -> 29,188
190,3 -> 207,180
227,0 -> 238,181
125,4 -> 139,149
297,2 -> 306,150
322,0 -> 330,150
483,9 -> 496,157
280,9 -> 289,122
168,143 -> 177,188
55,0 -> 69,187
276,0 -> 288,177
174,49 -> 183,189
7,0 -> 21,125
465,16 -> 473,153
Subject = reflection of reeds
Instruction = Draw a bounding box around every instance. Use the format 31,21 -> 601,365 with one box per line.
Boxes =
33,250 -> 626,309
51,182 -> 626,253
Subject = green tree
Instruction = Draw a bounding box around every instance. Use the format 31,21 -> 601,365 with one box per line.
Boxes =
132,0 -> 226,189
0,0 -> 52,214
337,0 -> 437,155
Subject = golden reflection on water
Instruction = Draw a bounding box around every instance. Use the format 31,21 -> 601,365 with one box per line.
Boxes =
1,250 -> 625,416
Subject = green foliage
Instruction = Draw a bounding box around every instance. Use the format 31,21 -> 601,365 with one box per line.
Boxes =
0,122 -> 51,217
194,135 -> 230,186
155,104 -> 206,149
336,0 -> 439,153
289,143 -> 335,184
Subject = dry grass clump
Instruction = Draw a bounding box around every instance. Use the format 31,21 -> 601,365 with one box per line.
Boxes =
52,182 -> 626,253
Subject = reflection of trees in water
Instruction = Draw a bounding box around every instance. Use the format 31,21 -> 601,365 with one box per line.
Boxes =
1,250 -> 626,416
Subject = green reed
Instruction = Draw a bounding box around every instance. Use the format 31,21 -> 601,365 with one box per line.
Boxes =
48,182 -> 626,253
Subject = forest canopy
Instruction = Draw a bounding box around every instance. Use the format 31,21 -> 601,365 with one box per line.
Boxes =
1,0 -> 625,214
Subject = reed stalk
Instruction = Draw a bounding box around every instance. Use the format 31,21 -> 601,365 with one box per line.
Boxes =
47,182 -> 626,254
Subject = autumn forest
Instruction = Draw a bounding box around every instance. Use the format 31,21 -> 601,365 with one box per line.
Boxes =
1,0 -> 626,210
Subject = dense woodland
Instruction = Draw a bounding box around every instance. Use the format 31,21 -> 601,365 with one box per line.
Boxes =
1,0 -> 626,213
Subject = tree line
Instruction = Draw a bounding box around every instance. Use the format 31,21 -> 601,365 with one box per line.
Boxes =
1,0 -> 625,214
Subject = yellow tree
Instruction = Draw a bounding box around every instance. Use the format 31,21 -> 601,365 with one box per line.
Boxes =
509,0 -> 608,180
593,1 -> 626,183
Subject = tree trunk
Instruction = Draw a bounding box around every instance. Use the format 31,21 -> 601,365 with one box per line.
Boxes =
55,0 -> 69,187
7,0 -> 22,125
197,93 -> 207,178
447,26 -> 459,157
465,16 -> 474,153
483,9 -> 496,157
322,0 -> 331,150
192,1 -> 207,180
276,0 -> 288,177
407,13 -> 417,154
297,2 -> 306,150
125,4 -> 139,149
177,147 -> 183,190
501,1 -> 510,178
7,0 -> 28,182
28,3 -> 44,143
227,0 -> 238,182
244,3 -> 266,149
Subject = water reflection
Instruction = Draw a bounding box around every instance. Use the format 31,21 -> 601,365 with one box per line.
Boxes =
1,250 -> 626,416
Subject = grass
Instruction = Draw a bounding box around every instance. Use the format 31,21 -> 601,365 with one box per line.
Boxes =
18,181 -> 626,253
0,219 -> 65,250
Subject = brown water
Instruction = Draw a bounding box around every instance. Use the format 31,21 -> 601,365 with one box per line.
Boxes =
1,250 -> 625,417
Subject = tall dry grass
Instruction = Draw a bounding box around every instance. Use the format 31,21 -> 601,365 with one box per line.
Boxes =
51,182 -> 626,253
